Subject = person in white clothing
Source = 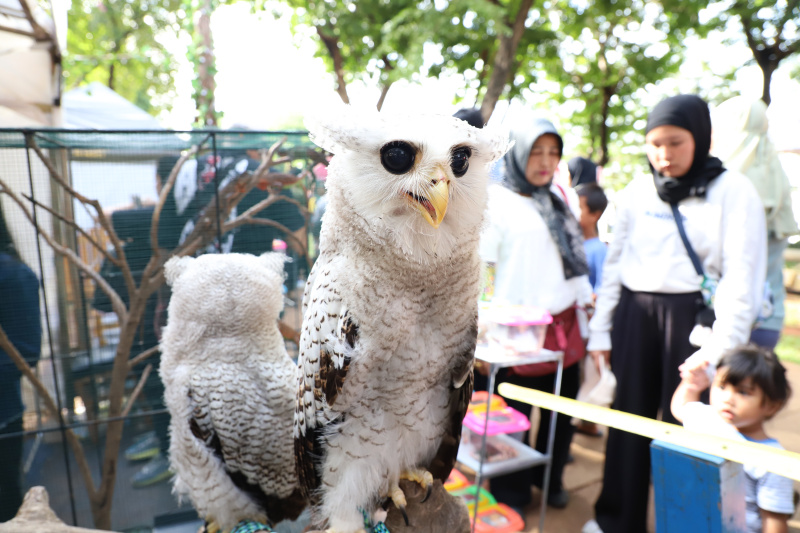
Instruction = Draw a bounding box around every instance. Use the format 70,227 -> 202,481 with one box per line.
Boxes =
583,94 -> 768,533
671,345 -> 795,533
711,96 -> 798,349
479,118 -> 593,513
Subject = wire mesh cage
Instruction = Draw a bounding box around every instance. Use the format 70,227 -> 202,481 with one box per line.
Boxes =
0,128 -> 323,531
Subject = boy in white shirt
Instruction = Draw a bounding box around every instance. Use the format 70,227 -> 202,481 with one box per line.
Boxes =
671,345 -> 795,533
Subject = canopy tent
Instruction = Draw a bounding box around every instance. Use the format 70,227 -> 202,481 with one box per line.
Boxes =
0,0 -> 64,127
62,82 -> 163,130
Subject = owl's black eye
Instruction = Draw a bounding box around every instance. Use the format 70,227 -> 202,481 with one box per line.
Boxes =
450,146 -> 471,177
380,141 -> 416,175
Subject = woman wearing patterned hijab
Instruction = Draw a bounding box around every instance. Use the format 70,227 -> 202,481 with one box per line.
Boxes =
479,117 -> 593,514
712,96 -> 798,349
583,94 -> 768,533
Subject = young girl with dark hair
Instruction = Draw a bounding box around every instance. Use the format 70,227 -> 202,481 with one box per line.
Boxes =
672,345 -> 795,533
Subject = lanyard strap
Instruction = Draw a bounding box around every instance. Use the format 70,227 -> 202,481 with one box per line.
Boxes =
670,203 -> 704,276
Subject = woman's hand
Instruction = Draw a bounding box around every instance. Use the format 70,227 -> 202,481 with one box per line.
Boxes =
589,350 -> 611,373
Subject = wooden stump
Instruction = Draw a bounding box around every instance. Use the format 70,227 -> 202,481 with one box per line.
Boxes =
305,479 -> 470,533
384,479 -> 470,533
0,487 -> 119,533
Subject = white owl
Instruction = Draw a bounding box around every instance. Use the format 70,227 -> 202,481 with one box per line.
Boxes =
295,106 -> 511,532
160,253 -> 306,532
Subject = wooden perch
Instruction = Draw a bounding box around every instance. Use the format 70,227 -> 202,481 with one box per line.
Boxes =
304,480 -> 470,533
383,480 -> 471,533
0,487 -> 119,533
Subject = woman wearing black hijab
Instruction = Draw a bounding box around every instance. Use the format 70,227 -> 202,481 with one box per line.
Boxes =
567,156 -> 598,187
582,95 -> 767,533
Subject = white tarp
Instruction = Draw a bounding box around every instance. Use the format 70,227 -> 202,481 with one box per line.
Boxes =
63,82 -> 163,130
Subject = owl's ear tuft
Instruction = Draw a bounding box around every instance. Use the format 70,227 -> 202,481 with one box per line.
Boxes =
164,256 -> 193,286
477,124 -> 514,164
259,252 -> 289,279
304,104 -> 378,155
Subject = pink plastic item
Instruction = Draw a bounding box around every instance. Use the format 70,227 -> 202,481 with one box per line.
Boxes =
462,406 -> 531,436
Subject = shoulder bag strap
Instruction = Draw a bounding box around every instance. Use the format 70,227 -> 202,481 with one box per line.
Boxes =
670,203 -> 704,276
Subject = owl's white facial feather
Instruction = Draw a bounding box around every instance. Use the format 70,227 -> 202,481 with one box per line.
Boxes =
306,106 -> 511,262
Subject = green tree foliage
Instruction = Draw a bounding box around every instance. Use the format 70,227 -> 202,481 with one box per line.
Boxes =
708,0 -> 800,105
64,0 -> 183,116
427,0 -> 557,120
535,0 -> 698,166
283,0 -> 439,109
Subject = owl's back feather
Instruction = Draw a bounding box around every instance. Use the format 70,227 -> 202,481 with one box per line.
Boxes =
160,253 -> 306,530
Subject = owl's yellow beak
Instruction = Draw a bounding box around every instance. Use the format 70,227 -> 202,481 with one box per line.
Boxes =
408,169 -> 449,228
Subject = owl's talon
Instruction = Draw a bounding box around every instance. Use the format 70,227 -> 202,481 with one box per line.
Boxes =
421,483 -> 433,503
399,505 -> 409,526
400,468 -> 435,504
389,483 -> 409,525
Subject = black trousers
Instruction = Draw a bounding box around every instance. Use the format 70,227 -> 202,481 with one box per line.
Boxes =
595,287 -> 699,533
0,417 -> 24,522
474,361 -> 581,507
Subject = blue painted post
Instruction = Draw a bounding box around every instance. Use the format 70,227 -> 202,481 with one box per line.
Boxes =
651,439 -> 747,533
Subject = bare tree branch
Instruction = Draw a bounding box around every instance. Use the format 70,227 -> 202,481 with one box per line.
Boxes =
26,135 -> 137,299
127,345 -> 160,372
226,216 -> 305,253
0,182 -> 128,322
150,148 -> 199,258
0,324 -> 98,501
21,193 -> 121,269
121,363 -> 153,418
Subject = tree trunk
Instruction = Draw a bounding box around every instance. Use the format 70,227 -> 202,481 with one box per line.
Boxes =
376,81 -> 393,111
107,62 -> 115,92
479,0 -> 534,121
317,27 -> 349,104
598,85 -> 613,166
196,0 -> 217,126
89,285 -> 153,530
758,55 -> 777,106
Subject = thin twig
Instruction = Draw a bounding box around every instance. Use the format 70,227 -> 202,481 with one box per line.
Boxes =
26,135 -> 136,298
127,345 -> 160,372
0,183 -> 129,322
121,363 -> 153,418
150,147 -> 200,258
21,193 -> 121,268
225,216 -> 305,253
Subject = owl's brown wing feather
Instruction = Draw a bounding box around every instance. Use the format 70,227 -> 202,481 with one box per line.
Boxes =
295,257 -> 357,502
426,320 -> 476,483
188,387 -> 274,515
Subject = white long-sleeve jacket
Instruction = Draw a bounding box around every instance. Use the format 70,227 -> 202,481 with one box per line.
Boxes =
480,184 -> 594,315
587,170 -> 767,367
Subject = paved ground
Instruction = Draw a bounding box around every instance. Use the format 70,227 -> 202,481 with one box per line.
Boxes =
513,360 -> 800,532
